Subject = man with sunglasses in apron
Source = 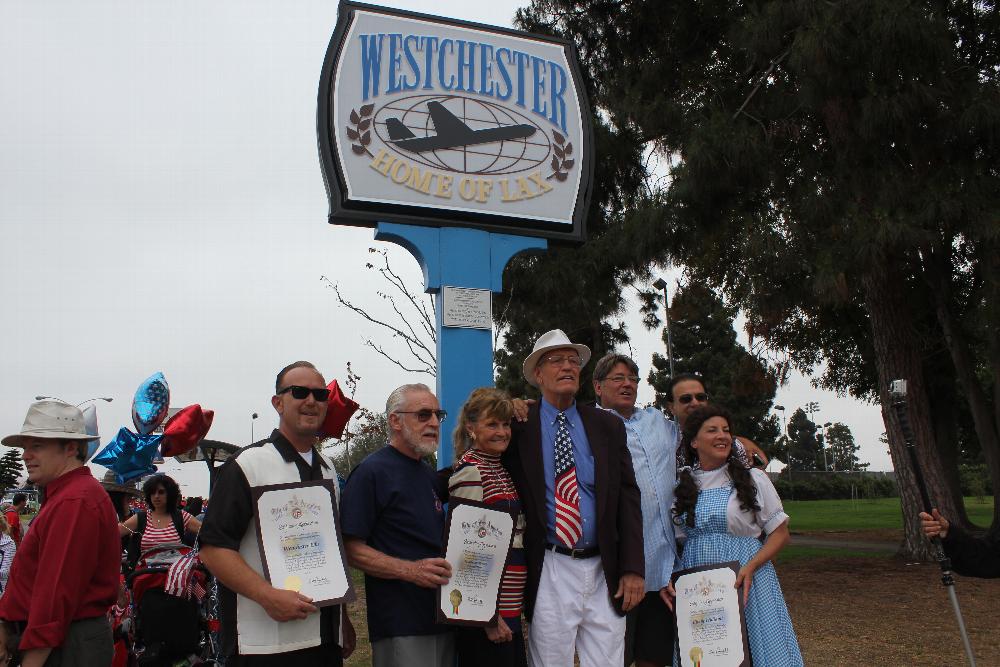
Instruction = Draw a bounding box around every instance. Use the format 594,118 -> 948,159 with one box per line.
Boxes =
199,361 -> 353,666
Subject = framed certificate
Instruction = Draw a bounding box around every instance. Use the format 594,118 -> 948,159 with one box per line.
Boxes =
252,479 -> 355,607
673,562 -> 751,667
437,499 -> 516,626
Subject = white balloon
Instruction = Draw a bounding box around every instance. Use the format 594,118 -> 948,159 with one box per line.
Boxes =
80,403 -> 100,460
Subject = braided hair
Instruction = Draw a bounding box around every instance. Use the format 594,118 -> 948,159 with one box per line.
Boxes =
672,404 -> 760,528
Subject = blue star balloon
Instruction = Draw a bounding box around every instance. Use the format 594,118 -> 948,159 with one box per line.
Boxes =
133,372 -> 170,436
93,427 -> 162,484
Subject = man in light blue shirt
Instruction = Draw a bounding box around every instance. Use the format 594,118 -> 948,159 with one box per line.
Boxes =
593,354 -> 678,667
595,359 -> 771,667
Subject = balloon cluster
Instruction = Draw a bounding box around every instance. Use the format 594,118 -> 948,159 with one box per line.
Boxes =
93,372 -> 214,484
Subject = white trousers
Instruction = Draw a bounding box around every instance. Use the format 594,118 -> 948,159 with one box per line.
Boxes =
528,549 -> 626,667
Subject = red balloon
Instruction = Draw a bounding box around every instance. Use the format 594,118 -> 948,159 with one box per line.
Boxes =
161,404 -> 214,457
320,380 -> 359,439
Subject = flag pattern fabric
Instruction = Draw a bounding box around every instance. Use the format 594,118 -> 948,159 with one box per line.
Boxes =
554,412 -> 582,547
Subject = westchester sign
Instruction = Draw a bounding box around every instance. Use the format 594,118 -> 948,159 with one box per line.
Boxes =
318,2 -> 593,242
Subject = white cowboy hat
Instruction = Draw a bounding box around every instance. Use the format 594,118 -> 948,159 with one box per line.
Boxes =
522,329 -> 591,388
2,400 -> 99,447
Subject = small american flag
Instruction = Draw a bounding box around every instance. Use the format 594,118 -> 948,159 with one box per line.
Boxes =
554,412 -> 582,547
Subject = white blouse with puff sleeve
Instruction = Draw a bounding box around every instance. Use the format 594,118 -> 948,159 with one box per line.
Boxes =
674,466 -> 789,543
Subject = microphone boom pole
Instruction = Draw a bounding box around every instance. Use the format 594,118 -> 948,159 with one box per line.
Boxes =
889,379 -> 976,667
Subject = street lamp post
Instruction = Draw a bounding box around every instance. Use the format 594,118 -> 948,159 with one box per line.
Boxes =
773,405 -> 787,474
823,422 -> 833,471
251,413 -> 259,444
35,396 -> 113,406
652,277 -> 675,377
805,401 -> 821,470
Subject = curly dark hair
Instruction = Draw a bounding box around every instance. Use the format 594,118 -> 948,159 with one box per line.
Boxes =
672,404 -> 760,528
142,473 -> 181,512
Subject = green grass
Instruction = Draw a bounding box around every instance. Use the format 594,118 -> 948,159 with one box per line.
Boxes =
783,496 -> 993,532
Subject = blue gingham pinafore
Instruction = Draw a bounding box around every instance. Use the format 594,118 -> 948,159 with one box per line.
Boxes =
676,484 -> 804,666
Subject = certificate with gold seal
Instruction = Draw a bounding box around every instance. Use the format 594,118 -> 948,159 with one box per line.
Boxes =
436,499 -> 516,626
673,562 -> 751,667
252,480 -> 355,607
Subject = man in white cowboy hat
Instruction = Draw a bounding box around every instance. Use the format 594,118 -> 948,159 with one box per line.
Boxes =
502,330 -> 644,667
0,400 -> 120,667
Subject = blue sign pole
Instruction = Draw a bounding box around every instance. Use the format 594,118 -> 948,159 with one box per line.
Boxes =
375,222 -> 546,464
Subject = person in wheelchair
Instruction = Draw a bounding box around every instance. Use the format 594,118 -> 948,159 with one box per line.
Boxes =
120,474 -> 208,666
120,474 -> 202,560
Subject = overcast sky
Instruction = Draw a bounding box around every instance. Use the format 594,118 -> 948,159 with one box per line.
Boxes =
0,0 -> 891,498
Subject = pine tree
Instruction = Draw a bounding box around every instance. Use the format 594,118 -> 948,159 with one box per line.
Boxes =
786,409 -> 821,472
648,283 -> 780,449
825,423 -> 869,472
0,449 -> 24,494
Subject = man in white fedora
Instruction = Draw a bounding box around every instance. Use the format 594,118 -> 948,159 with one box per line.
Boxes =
502,329 -> 644,666
0,400 -> 119,667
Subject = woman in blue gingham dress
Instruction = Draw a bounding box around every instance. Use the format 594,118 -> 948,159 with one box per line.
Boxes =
671,405 -> 803,666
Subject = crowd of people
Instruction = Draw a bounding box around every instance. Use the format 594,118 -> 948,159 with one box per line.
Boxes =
0,328 -> 995,666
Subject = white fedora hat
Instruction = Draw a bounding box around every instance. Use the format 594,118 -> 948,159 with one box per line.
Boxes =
2,400 -> 99,447
522,329 -> 591,388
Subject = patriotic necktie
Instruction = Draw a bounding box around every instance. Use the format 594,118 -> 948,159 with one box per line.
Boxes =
553,411 -> 582,547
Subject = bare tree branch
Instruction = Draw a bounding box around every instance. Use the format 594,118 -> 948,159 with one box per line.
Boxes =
320,249 -> 438,377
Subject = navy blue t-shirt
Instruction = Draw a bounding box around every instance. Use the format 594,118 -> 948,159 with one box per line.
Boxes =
340,445 -> 446,642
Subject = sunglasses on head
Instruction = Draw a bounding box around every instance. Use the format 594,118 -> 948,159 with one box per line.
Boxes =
677,392 -> 709,404
277,385 -> 331,401
395,409 -> 447,423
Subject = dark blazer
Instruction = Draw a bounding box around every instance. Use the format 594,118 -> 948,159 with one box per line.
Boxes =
503,401 -> 644,620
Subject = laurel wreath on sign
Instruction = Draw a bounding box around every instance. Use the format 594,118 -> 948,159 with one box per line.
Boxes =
346,104 -> 375,158
547,130 -> 575,181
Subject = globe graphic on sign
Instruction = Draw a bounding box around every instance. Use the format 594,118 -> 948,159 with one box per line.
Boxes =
373,94 -> 552,176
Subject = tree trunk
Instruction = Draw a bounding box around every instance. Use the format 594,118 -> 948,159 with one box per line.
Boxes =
862,262 -> 963,561
928,252 -> 1000,534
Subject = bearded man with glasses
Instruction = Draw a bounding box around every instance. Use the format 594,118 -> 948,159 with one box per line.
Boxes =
501,330 -> 644,667
199,361 -> 354,666
341,383 -> 455,667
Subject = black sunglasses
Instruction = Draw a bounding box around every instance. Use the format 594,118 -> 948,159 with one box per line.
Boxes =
677,392 -> 709,404
277,385 -> 331,401
395,409 -> 447,423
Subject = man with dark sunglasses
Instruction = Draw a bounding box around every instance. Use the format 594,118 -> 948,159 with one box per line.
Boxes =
199,361 -> 354,666
666,373 -> 768,468
341,383 -> 455,667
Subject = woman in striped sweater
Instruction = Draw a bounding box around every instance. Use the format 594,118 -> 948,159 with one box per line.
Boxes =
119,473 -> 201,552
449,388 -> 528,667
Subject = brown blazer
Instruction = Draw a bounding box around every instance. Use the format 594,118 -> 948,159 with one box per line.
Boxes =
503,401 -> 644,620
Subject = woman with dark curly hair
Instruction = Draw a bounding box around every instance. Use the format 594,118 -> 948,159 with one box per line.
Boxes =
119,473 -> 201,558
667,405 -> 802,666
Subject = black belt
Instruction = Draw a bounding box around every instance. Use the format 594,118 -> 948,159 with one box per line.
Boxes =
546,543 -> 599,559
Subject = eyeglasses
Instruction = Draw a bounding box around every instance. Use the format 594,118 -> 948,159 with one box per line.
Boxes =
277,385 -> 331,401
605,374 -> 640,384
677,392 -> 709,404
151,488 -> 167,496
395,409 -> 447,423
541,354 -> 583,367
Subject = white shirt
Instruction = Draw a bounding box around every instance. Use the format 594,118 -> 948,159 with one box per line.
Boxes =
675,467 -> 789,542
299,449 -> 314,466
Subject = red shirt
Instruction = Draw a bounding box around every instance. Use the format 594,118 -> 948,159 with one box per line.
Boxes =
3,509 -> 20,545
0,467 -> 119,650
